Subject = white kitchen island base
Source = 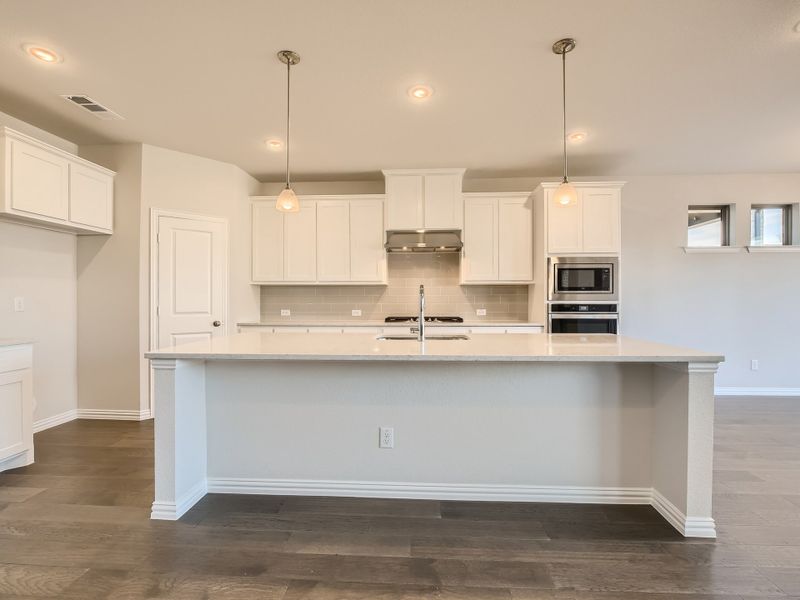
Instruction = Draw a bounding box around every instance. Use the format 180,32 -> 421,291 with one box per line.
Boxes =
147,333 -> 722,538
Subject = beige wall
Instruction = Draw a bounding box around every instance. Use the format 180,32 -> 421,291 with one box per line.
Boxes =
261,253 -> 528,323
0,222 -> 78,423
76,144 -> 143,414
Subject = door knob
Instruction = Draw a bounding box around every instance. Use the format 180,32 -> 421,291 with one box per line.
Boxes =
212,320 -> 222,327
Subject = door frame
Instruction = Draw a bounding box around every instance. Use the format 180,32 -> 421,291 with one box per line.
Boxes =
147,208 -> 230,415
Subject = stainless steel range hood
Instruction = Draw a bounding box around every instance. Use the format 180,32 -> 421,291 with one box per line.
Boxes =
384,230 -> 463,253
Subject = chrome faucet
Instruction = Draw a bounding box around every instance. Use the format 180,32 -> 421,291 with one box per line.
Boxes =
417,284 -> 425,342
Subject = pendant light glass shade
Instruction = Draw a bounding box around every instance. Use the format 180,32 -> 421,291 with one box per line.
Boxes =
275,50 -> 300,213
554,181 -> 578,206
276,187 -> 300,212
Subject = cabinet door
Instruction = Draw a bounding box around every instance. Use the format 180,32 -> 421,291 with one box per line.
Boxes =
547,190 -> 583,254
252,202 -> 284,282
0,369 -> 31,463
462,197 -> 497,282
9,139 -> 69,220
581,188 -> 620,253
423,173 -> 462,229
69,163 -> 113,230
350,200 -> 385,282
284,202 -> 317,281
385,175 -> 423,230
498,196 -> 533,281
317,201 -> 350,281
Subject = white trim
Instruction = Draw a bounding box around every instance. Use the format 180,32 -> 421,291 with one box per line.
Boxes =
33,409 -> 78,432
250,194 -> 385,202
207,478 -> 652,504
651,489 -> 716,538
151,479 -> 208,520
77,408 -> 152,421
746,245 -> 800,253
682,246 -> 744,254
537,180 -> 627,190
716,386 -> 800,397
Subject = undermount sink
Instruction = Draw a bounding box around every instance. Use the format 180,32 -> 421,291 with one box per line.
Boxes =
376,335 -> 470,341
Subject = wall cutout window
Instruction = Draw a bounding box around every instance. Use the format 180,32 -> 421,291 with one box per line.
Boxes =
688,205 -> 731,247
750,205 -> 791,246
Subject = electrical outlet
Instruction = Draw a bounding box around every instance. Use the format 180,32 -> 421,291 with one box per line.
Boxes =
280,309 -> 291,317
476,308 -> 487,316
379,426 -> 394,449
751,359 -> 759,371
13,297 -> 25,312
352,309 -> 362,317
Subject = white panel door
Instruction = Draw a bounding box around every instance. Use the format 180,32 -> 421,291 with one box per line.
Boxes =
385,175 -> 423,230
69,163 -> 113,230
317,201 -> 350,281
350,199 -> 385,282
252,202 -> 284,282
0,370 -> 31,462
423,173 -> 462,229
462,197 -> 497,282
284,202 -> 317,281
581,188 -> 620,253
9,139 -> 69,220
547,190 -> 583,254
498,196 -> 533,281
156,215 -> 227,348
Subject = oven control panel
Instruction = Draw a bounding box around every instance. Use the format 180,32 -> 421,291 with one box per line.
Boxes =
549,304 -> 618,313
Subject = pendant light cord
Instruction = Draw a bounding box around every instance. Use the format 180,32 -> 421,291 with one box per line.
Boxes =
285,58 -> 292,189
562,49 -> 568,184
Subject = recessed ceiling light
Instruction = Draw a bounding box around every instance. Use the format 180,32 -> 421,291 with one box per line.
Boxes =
265,138 -> 283,151
408,84 -> 433,100
23,44 -> 62,64
568,131 -> 587,143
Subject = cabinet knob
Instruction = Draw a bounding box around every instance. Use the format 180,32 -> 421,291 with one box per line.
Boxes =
212,320 -> 222,327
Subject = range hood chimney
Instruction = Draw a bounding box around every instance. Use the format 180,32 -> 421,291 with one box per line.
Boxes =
384,230 -> 463,253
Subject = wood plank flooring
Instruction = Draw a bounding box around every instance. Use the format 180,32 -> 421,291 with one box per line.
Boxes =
0,397 -> 798,598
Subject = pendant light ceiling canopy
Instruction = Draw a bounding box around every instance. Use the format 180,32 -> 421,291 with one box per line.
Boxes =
552,38 -> 578,207
276,50 -> 301,213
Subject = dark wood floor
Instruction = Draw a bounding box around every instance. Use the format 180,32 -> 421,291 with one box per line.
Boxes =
0,398 -> 798,599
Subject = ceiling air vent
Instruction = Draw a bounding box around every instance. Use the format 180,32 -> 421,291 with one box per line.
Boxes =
60,95 -> 124,120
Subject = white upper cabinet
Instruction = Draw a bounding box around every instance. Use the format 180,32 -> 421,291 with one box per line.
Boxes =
383,168 -> 465,230
0,128 -> 114,234
543,183 -> 623,255
252,195 -> 386,285
461,193 -> 533,284
283,202 -> 318,282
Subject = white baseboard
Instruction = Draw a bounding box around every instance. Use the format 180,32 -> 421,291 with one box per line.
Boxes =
715,386 -> 800,397
207,478 -> 653,505
77,408 -> 153,420
151,479 -> 208,520
33,409 -> 78,433
651,489 -> 716,538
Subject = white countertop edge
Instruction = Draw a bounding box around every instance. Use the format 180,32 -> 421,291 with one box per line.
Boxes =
0,338 -> 35,347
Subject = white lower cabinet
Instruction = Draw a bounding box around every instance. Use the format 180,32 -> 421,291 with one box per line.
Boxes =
0,344 -> 34,472
1,128 -> 114,234
252,195 -> 386,285
462,193 -> 533,284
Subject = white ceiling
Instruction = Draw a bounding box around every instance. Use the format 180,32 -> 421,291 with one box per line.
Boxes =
0,0 -> 798,181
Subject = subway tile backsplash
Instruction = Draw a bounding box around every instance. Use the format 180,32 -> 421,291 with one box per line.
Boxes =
259,254 -> 529,322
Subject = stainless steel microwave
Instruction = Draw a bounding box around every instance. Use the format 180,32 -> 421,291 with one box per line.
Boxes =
549,257 -> 618,302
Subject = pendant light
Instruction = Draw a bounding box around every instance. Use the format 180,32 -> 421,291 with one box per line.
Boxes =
275,50 -> 301,213
552,38 -> 578,206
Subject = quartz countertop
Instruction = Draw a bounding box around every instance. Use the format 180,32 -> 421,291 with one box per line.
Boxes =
237,321 -> 544,328
0,338 -> 34,347
146,331 -> 723,364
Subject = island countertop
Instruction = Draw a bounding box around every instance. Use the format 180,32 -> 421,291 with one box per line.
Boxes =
145,331 -> 724,364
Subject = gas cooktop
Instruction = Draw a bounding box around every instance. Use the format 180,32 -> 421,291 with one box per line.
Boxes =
384,316 -> 464,324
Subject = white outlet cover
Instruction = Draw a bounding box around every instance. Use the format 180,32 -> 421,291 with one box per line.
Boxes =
379,426 -> 394,449
280,309 -> 291,316
476,308 -> 487,316
13,297 -> 25,312
352,309 -> 362,317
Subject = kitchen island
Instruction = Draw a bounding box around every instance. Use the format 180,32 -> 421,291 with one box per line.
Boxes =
146,332 -> 723,537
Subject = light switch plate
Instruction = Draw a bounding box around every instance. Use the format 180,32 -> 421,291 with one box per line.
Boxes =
476,308 -> 487,316
280,309 -> 291,317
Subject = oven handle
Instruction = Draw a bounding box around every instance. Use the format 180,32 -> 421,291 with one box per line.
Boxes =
549,313 -> 619,319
